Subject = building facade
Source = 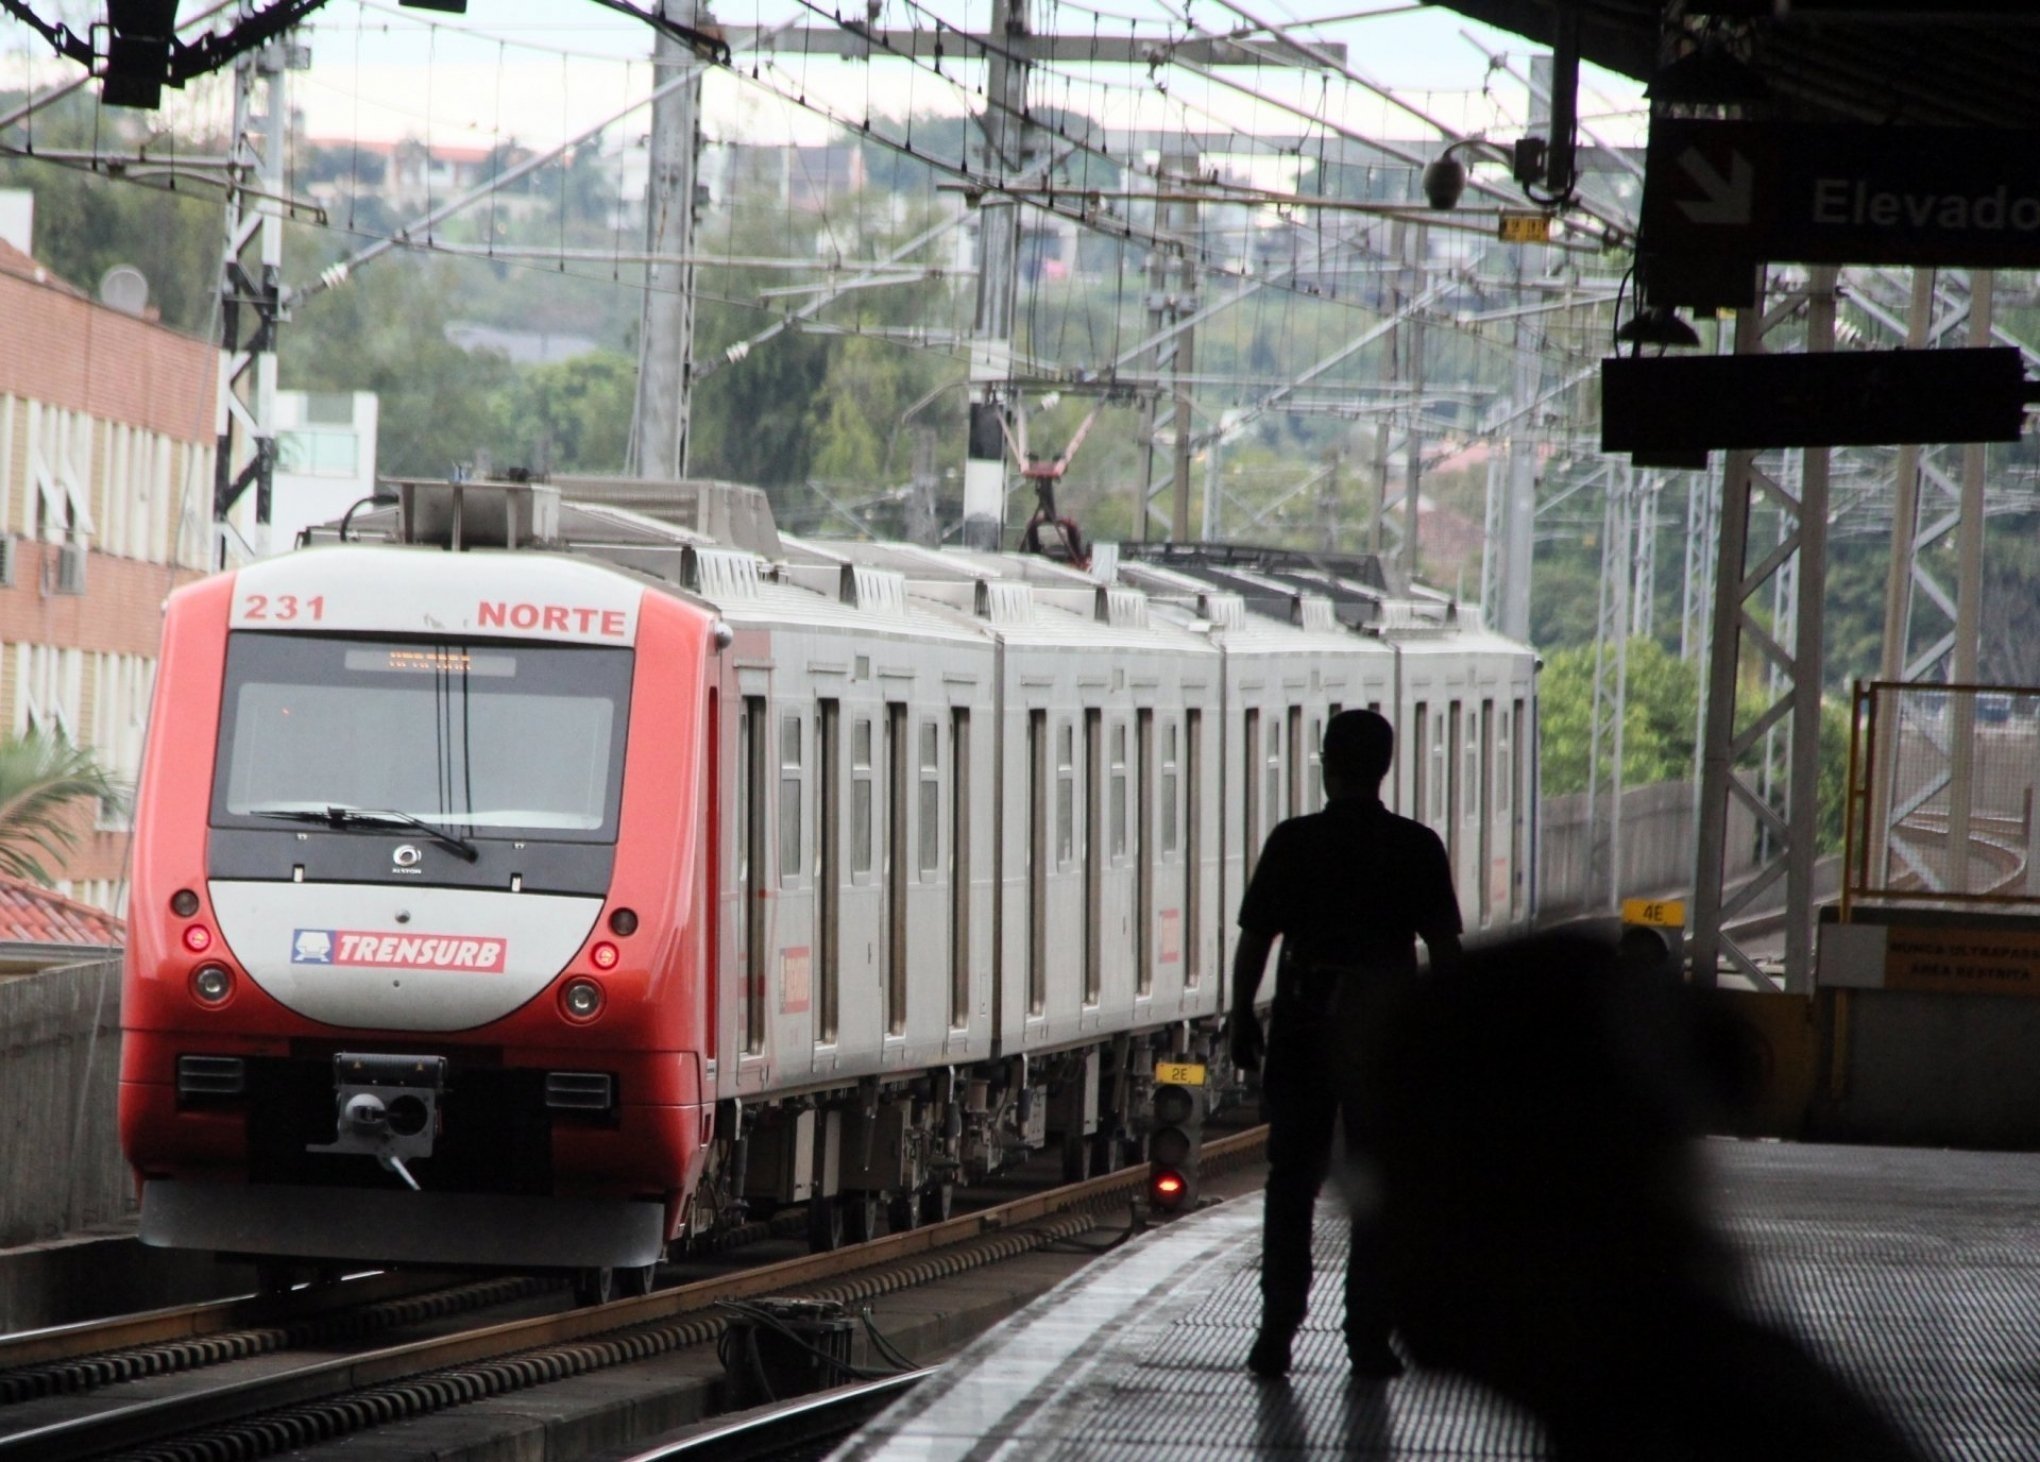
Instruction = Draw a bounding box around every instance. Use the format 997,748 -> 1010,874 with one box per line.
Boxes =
0,236 -> 214,912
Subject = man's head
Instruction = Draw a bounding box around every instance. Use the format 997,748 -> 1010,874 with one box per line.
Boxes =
1322,708 -> 1394,798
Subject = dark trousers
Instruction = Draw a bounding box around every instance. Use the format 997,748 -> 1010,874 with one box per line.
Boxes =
1258,1015 -> 1391,1347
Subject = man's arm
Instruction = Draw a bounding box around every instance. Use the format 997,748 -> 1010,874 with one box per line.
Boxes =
1230,927 -> 1274,1071
1419,829 -> 1465,976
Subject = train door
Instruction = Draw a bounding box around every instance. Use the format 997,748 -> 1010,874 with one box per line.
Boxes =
1136,709 -> 1153,998
1286,705 -> 1305,817
1084,708 -> 1103,1007
886,701 -> 908,1038
817,698 -> 840,1044
1511,694 -> 1529,922
778,710 -> 806,1033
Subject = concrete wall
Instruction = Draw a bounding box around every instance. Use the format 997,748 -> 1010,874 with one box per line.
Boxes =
1539,780 -> 1757,919
0,957 -> 130,1248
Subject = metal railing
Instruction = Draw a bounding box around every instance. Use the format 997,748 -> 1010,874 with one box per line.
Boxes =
1844,680 -> 2040,917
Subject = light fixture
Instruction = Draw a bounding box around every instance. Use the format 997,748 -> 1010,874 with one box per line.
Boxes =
1421,140 -> 1482,211
1616,307 -> 1703,350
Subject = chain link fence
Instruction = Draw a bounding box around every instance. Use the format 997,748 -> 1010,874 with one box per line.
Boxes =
1846,681 -> 2040,914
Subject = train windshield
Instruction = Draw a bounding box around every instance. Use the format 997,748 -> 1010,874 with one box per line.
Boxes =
212,634 -> 634,842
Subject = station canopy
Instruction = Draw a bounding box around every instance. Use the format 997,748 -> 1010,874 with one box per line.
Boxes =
1438,2 -> 2040,131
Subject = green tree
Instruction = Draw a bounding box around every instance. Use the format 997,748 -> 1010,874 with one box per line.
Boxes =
1538,638 -> 1700,797
495,351 -> 636,473
279,258 -> 517,477
0,734 -> 126,887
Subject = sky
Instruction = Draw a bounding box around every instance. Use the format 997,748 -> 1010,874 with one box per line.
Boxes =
7,1 -> 1648,161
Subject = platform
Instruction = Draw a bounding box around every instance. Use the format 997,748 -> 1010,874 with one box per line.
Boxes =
838,1142 -> 2040,1458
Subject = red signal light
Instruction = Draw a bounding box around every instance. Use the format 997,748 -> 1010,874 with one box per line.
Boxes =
1150,1169 -> 1189,1209
591,941 -> 619,970
182,925 -> 213,953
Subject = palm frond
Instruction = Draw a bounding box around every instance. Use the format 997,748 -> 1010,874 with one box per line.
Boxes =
0,732 -> 130,888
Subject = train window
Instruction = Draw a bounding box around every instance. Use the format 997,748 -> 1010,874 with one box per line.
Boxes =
1479,699 -> 1496,927
1185,709 -> 1202,989
1309,716 -> 1324,811
817,699 -> 840,1044
1286,706 -> 1304,818
919,721 -> 940,878
1111,722 -> 1128,861
852,718 -> 874,878
950,708 -> 970,1029
1242,708 -> 1261,881
1512,696 -> 1528,921
1447,700 -> 1463,872
779,714 -> 803,883
888,702 -> 909,1037
1412,703 -> 1428,826
1028,709 -> 1048,1016
1136,709 -> 1153,997
742,696 -> 767,1055
1160,722 -> 1179,858
1084,708 -> 1103,1006
1256,717 -> 1272,831
1056,721 -> 1075,866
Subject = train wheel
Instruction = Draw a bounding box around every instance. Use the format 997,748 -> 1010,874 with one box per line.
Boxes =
807,1196 -> 845,1253
572,1267 -> 615,1307
919,1182 -> 955,1224
1060,1130 -> 1093,1182
843,1190 -> 882,1244
886,1192 -> 920,1234
615,1263 -> 658,1297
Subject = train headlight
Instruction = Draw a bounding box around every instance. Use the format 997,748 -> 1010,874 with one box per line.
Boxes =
561,978 -> 605,1021
170,888 -> 201,917
591,941 -> 620,970
607,907 -> 638,936
182,924 -> 213,953
191,965 -> 234,1005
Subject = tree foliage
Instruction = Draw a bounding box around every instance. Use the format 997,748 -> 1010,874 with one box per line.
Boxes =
1538,638 -> 1700,798
0,733 -> 126,887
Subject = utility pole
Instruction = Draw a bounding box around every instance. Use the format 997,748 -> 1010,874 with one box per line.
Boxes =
211,31 -> 292,562
1138,147 -> 1200,541
1370,220 -> 1400,563
631,0 -> 708,480
1494,55 -> 1552,641
961,0 -> 1034,551
1400,221 -> 1428,582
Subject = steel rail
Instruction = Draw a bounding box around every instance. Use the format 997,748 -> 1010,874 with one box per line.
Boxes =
0,1127 -> 1267,1462
619,1368 -> 938,1461
0,1270 -> 443,1372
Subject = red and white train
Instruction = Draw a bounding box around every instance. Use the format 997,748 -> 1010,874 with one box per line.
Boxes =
120,479 -> 1538,1294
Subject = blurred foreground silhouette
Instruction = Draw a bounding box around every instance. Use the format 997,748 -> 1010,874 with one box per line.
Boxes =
1350,930 -> 1929,1462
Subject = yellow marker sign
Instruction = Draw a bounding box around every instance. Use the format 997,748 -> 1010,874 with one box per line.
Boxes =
1622,898 -> 1686,929
1499,211 -> 1552,244
1156,1061 -> 1207,1087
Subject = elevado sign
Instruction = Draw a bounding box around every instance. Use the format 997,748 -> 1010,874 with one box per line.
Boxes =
1642,119 -> 2040,268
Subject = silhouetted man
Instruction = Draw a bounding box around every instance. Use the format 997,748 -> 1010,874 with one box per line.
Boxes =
1230,708 -> 1461,1379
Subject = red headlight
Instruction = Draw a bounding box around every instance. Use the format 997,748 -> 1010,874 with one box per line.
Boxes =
591,941 -> 619,970
182,925 -> 213,953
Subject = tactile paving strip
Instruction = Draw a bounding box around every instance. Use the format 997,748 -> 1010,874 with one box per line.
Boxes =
840,1142 -> 2040,1459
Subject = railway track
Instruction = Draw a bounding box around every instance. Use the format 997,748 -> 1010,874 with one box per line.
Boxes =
1,1126 -> 1267,1462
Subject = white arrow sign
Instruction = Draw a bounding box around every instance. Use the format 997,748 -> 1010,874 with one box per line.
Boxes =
1677,147 -> 1755,226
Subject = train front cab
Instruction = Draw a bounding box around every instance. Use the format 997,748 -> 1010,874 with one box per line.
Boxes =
120,547 -> 716,1275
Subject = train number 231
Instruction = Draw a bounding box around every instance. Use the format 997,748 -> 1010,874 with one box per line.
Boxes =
241,594 -> 326,622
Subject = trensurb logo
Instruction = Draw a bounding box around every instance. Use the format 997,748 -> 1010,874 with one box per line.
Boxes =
289,928 -> 508,973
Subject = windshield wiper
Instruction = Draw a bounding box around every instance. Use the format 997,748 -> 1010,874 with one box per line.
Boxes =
250,805 -> 481,863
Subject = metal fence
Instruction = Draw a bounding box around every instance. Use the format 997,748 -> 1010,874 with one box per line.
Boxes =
1845,681 -> 2040,915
